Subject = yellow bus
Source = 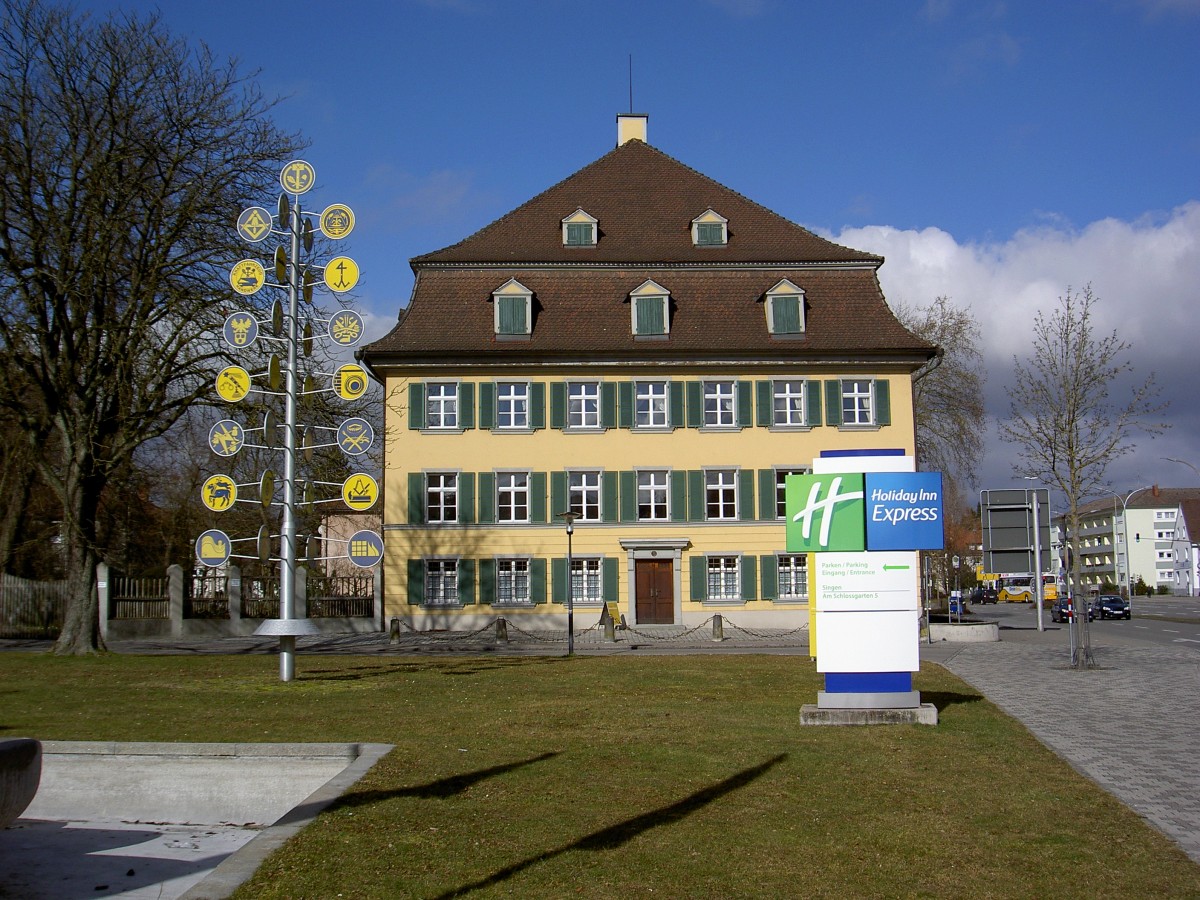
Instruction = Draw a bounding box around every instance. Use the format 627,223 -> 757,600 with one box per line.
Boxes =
997,574 -> 1060,603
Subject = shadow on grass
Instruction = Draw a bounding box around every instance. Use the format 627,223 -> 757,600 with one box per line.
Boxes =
434,753 -> 788,899
920,690 -> 984,712
335,751 -> 561,806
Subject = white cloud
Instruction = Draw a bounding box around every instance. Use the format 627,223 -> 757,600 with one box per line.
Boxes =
827,202 -> 1200,493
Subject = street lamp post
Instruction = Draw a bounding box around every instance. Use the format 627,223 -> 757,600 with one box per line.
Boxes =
1101,485 -> 1153,613
557,511 -> 579,656
1163,458 -> 1200,598
1024,477 -> 1046,632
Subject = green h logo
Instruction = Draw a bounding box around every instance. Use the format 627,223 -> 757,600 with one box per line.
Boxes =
786,473 -> 866,552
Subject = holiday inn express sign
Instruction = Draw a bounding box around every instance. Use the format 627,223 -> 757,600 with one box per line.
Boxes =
786,471 -> 944,553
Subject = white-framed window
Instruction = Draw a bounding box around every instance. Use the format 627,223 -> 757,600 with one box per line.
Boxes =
562,209 -> 597,247
703,380 -> 737,427
707,556 -> 740,601
1157,549 -> 1174,561
492,279 -> 532,337
567,382 -> 601,429
569,470 -> 602,522
777,554 -> 808,599
840,379 -> 874,426
426,382 -> 458,429
571,558 -> 603,604
1156,530 -> 1174,540
426,472 -> 458,524
705,469 -> 738,521
497,472 -> 530,524
691,209 -> 728,247
635,380 -> 669,428
496,382 -> 528,430
496,558 -> 531,604
426,559 -> 459,606
773,379 -> 806,427
775,468 -> 810,519
630,280 -> 670,337
637,470 -> 670,522
765,280 -> 805,335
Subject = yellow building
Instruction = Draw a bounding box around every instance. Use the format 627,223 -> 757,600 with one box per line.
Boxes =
360,115 -> 936,631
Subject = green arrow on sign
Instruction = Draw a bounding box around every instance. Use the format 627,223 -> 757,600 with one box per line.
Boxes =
883,564 -> 911,571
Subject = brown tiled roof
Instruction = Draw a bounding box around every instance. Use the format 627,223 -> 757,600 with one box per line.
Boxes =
411,140 -> 881,266
363,268 -> 933,365
1179,499 -> 1200,540
363,137 -> 934,367
1078,487 -> 1200,515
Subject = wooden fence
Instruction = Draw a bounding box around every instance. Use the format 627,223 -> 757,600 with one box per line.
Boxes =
0,573 -> 67,638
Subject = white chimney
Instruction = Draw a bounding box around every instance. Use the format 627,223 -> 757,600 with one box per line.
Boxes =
617,113 -> 648,146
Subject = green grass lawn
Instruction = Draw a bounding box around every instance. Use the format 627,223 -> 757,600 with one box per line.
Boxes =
1,651 -> 1196,898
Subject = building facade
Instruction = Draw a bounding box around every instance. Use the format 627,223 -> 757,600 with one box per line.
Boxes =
360,116 -> 936,630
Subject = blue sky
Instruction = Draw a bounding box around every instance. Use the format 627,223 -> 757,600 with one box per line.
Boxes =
74,0 -> 1200,499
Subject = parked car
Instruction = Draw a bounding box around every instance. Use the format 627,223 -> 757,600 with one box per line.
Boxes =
1050,598 -> 1094,623
1092,594 -> 1131,620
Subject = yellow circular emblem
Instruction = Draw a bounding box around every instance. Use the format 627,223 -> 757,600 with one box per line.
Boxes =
229,259 -> 266,296
323,256 -> 359,293
216,366 -> 251,402
333,364 -> 368,401
342,473 -> 379,511
280,160 -> 316,195
320,204 -> 355,239
202,475 -> 237,512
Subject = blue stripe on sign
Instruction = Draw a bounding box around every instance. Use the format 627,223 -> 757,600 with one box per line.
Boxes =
825,672 -> 912,693
819,449 -> 905,458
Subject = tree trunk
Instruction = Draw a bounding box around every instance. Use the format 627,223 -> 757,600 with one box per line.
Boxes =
52,470 -> 107,655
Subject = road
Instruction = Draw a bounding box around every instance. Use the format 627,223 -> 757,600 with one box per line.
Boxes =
976,595 -> 1200,651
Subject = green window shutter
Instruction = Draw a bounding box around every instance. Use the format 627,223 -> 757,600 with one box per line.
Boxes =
875,379 -> 891,426
460,382 -> 475,429
670,381 -> 686,429
690,555 -> 708,601
619,470 -> 637,523
737,381 -> 753,428
459,472 -> 476,525
635,297 -> 665,335
479,559 -> 496,605
738,469 -> 756,521
756,380 -> 772,427
530,472 -> 547,524
530,382 -> 546,430
409,383 -> 426,430
458,559 -> 476,605
686,381 -> 702,428
825,380 -> 842,426
671,470 -> 689,523
602,471 -> 619,523
758,469 -> 777,521
617,381 -> 634,428
550,382 -> 566,429
600,382 -> 617,429
550,471 -> 567,520
408,473 -> 425,525
741,556 -> 758,601
478,472 -> 496,524
552,557 -> 567,604
805,380 -> 823,427
407,559 -> 425,607
602,558 -> 619,602
760,555 -> 778,601
530,558 -> 547,605
479,382 -> 496,430
687,470 -> 704,522
772,296 -> 801,334
498,296 -> 527,334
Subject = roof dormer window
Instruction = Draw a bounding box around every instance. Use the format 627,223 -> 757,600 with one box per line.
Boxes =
630,280 -> 670,338
492,278 -> 532,340
765,279 -> 805,336
562,209 -> 598,247
692,209 -> 728,247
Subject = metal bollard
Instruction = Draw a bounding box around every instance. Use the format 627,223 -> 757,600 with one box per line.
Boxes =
389,616 -> 401,644
496,618 -> 509,642
712,614 -> 724,642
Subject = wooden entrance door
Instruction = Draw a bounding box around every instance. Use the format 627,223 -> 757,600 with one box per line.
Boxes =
635,559 -> 674,624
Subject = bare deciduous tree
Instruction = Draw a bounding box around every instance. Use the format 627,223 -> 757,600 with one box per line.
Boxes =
0,0 -> 303,653
1005,284 -> 1168,667
892,295 -> 986,491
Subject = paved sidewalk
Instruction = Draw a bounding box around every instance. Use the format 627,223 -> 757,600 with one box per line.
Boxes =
922,623 -> 1200,865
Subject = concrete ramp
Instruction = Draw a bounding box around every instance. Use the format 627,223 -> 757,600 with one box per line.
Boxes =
3,741 -> 393,900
